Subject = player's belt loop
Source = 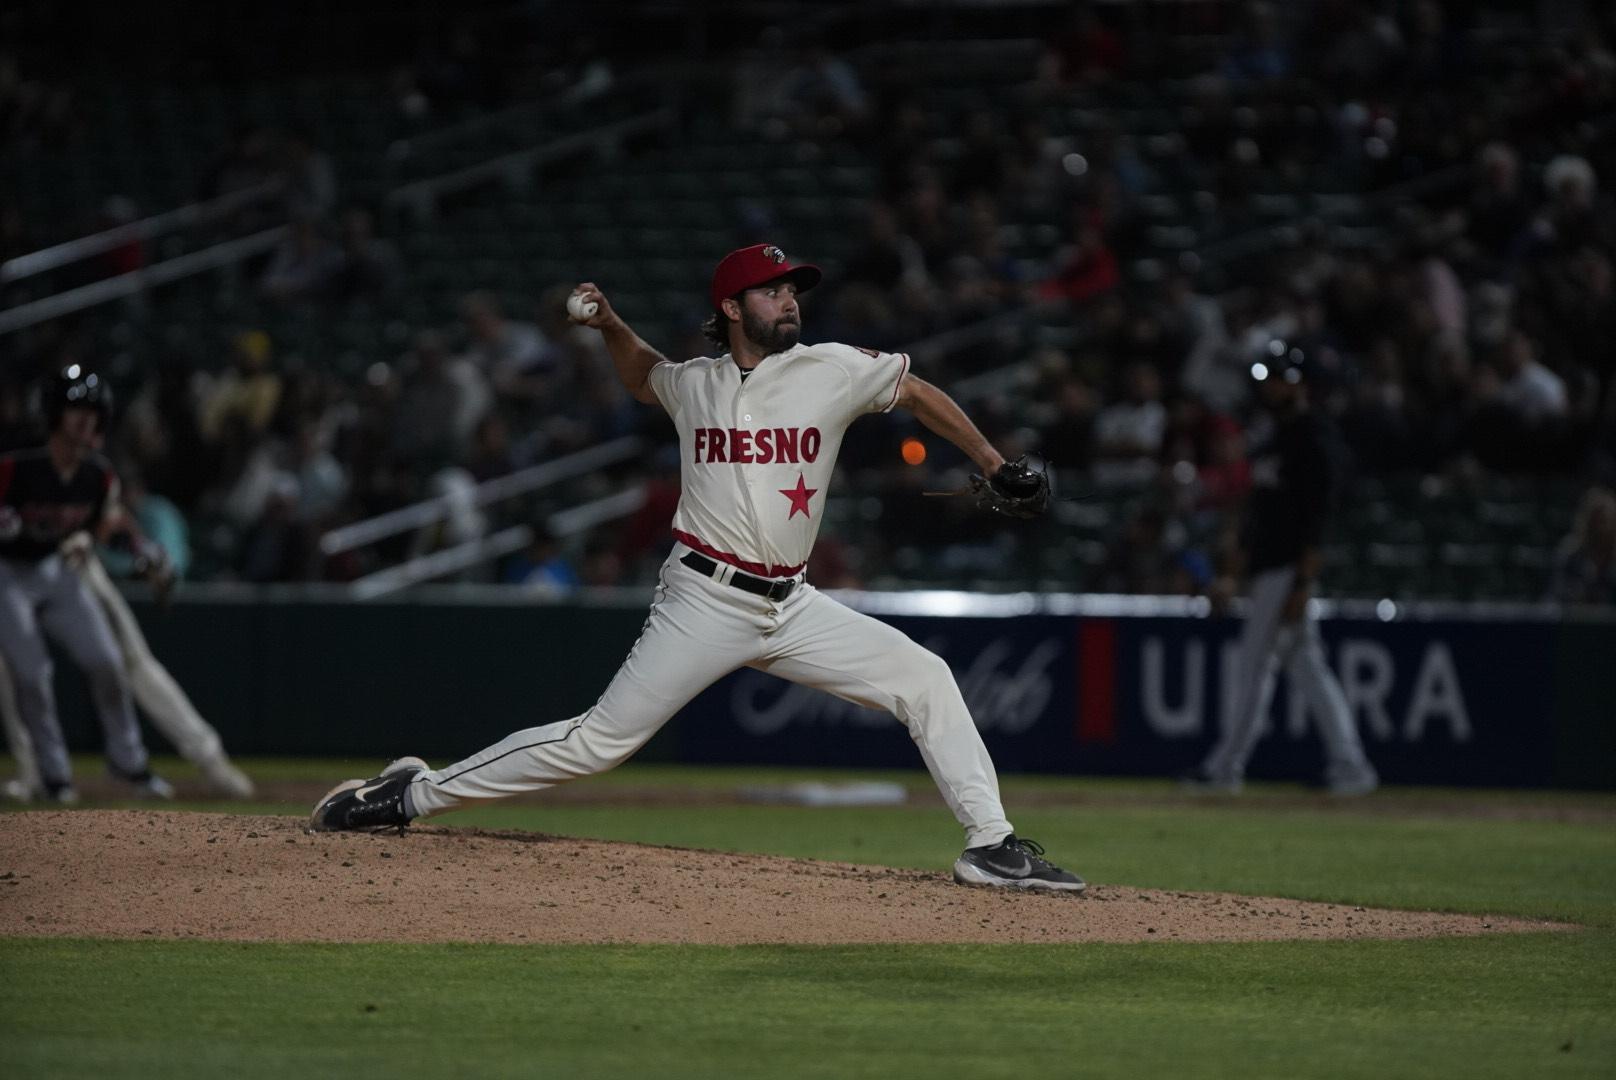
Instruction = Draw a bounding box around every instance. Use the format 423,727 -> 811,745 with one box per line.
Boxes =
680,551 -> 799,602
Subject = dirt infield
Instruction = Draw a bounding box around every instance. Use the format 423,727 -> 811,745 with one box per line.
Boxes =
0,811 -> 1563,945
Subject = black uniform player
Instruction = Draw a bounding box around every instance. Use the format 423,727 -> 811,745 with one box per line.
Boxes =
0,366 -> 173,803
1183,343 -> 1378,795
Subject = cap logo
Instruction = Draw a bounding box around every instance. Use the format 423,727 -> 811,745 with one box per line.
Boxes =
762,245 -> 786,264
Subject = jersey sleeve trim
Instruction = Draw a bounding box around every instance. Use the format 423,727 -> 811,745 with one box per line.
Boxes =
647,359 -> 680,414
879,353 -> 911,413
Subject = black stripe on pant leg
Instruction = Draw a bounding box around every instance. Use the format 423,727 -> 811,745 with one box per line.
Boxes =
424,562 -> 676,788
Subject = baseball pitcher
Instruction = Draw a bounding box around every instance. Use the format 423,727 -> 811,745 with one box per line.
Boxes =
312,244 -> 1082,892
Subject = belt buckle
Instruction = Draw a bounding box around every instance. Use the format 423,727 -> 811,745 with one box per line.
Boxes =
770,579 -> 796,602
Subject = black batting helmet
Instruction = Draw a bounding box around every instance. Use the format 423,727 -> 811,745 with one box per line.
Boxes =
46,364 -> 114,430
1250,339 -> 1308,385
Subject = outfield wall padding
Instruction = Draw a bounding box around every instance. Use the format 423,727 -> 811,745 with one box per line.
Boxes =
42,591 -> 1615,789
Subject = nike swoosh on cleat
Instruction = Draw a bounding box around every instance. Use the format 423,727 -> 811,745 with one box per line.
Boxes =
985,853 -> 1032,877
352,782 -> 385,804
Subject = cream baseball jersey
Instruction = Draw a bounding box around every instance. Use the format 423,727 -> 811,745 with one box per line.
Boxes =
648,342 -> 909,576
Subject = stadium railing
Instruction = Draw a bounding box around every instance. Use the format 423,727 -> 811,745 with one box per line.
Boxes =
317,435 -> 645,562
346,486 -> 650,600
384,108 -> 678,222
0,226 -> 288,336
0,104 -> 674,337
0,178 -> 280,288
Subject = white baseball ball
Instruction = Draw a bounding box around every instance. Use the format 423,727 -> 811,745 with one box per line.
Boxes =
567,292 -> 599,320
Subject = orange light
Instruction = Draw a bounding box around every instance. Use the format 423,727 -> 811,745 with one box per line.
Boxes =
901,437 -> 927,465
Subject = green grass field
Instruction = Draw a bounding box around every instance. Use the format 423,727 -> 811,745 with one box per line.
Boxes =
3,758 -> 1614,1079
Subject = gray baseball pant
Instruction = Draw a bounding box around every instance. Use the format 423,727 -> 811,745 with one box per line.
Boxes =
1201,565 -> 1375,781
0,554 -> 148,787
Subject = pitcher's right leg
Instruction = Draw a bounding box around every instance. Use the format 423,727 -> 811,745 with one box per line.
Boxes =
403,565 -> 763,818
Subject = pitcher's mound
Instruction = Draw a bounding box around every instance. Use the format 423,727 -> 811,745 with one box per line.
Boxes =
0,811 -> 1557,945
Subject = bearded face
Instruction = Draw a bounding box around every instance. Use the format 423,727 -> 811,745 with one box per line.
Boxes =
741,305 -> 801,354
733,283 -> 802,356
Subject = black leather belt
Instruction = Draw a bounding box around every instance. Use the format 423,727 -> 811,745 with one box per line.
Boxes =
680,551 -> 800,602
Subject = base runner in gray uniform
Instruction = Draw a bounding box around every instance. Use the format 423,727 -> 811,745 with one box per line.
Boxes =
1,532 -> 256,801
0,367 -> 174,803
312,244 -> 1085,892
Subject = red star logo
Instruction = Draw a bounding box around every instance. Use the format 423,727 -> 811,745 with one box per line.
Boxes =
779,473 -> 817,519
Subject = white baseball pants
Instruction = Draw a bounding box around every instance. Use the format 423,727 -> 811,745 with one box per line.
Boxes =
78,553 -> 233,766
1201,565 -> 1375,782
406,543 -> 1015,848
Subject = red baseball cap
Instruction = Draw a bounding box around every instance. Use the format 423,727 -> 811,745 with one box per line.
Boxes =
709,244 -> 822,310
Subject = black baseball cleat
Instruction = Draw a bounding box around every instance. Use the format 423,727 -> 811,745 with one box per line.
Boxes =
110,767 -> 176,800
308,756 -> 428,833
953,834 -> 1086,893
1177,764 -> 1243,795
40,780 -> 81,806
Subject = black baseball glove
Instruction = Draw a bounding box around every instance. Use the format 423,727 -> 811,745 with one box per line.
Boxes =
969,456 -> 1051,519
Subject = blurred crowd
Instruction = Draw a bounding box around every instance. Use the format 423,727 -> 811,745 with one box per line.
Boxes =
730,2 -> 1616,602
0,287 -> 635,584
2,1 -> 1615,604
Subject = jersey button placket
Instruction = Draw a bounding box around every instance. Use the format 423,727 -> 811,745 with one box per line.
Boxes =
733,382 -> 764,536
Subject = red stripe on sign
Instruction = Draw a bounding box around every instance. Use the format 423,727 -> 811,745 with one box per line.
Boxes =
1076,619 -> 1117,745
